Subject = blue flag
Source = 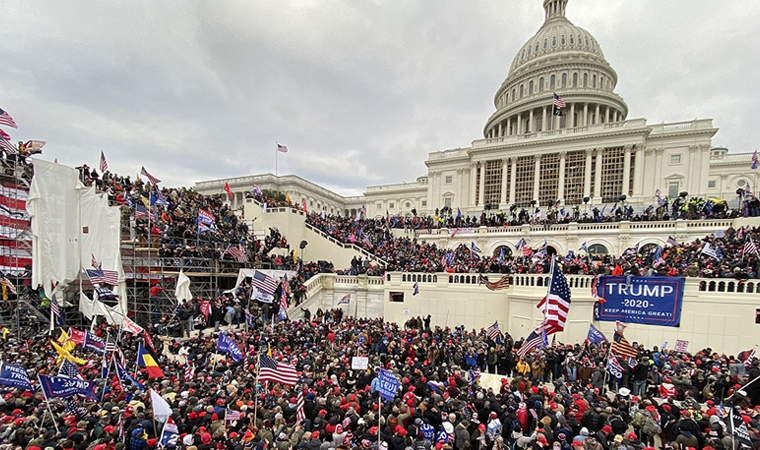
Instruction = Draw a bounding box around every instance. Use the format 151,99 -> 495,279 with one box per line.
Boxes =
84,331 -> 106,355
412,282 -> 419,296
471,242 -> 481,253
38,374 -> 98,400
377,369 -> 400,401
115,360 -> 144,391
0,362 -> 34,391
216,332 -> 243,363
586,324 -> 607,344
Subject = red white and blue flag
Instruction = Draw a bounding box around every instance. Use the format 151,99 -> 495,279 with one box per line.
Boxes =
140,166 -> 161,185
0,108 -> 18,129
536,260 -> 571,335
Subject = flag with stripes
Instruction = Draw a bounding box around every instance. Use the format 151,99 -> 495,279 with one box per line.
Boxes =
0,108 -> 17,129
753,149 -> 758,170
337,294 -> 350,305
258,354 -> 299,386
140,166 -> 161,185
106,341 -> 125,366
478,274 -> 510,291
277,143 -> 288,153
470,242 -> 481,253
667,236 -> 678,247
296,389 -> 305,423
50,293 -> 61,321
536,261 -> 571,334
652,245 -> 665,267
252,270 -> 279,295
225,244 -> 247,263
744,238 -> 758,257
517,326 -> 548,359
486,321 -> 501,341
611,321 -> 638,358
184,362 -> 195,381
225,408 -> 242,422
64,399 -> 88,418
134,203 -> 155,220
99,151 -> 108,173
59,359 -> 83,379
197,209 -> 216,225
0,128 -> 16,154
606,353 -> 624,381
278,288 -> 289,321
85,268 -> 119,286
91,254 -> 101,270
741,349 -> 756,369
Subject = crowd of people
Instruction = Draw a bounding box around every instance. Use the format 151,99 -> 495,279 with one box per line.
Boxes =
1,311 -> 760,450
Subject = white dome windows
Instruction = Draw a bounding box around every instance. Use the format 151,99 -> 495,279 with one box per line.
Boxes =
552,37 -> 557,47
570,36 -> 574,45
592,74 -> 597,88
561,35 -> 566,46
561,73 -> 567,88
550,75 -> 556,89
539,77 -> 545,92
529,81 -> 534,95
573,73 -> 578,87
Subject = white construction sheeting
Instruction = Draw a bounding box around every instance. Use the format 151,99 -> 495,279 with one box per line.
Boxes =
28,159 -> 126,315
175,270 -> 192,302
27,160 -> 82,293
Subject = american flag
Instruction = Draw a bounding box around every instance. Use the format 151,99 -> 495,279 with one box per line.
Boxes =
552,93 -> 566,108
99,151 -> 108,173
252,270 -> 279,295
536,261 -> 571,334
0,272 -> 16,294
652,245 -> 665,267
225,244 -> 247,263
50,294 -> 61,320
611,321 -> 638,358
744,238 -> 758,257
64,399 -> 88,418
59,359 -> 83,379
134,203 -> 154,220
278,288 -> 289,320
107,342 -> 126,366
753,150 -> 758,170
86,268 -> 119,286
0,128 -> 16,154
667,236 -> 678,247
486,321 -> 501,341
140,166 -> 161,185
276,143 -> 288,153
296,389 -> 305,423
258,354 -> 299,386
517,326 -> 548,359
184,362 -> 195,381
91,254 -> 101,270
0,108 -> 17,129
478,274 -> 510,290
225,408 -> 242,422
741,349 -> 756,369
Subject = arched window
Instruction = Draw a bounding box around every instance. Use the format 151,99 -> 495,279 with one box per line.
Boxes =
552,37 -> 557,47
550,75 -> 556,89
512,88 -> 516,100
561,73 -> 567,88
535,43 -> 539,52
544,39 -> 548,49
592,74 -> 597,88
520,84 -> 524,98
583,73 -> 588,87
561,35 -> 566,45
539,77 -> 544,92
529,81 -> 534,95
588,244 -> 609,257
573,73 -> 578,87
570,36 -> 574,45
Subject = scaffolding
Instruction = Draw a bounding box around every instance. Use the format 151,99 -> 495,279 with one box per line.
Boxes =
121,239 -> 244,327
0,155 -> 49,336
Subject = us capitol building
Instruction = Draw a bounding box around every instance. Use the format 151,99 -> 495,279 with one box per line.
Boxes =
197,0 -> 754,219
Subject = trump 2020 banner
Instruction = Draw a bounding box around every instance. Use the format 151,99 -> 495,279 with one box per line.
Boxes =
595,276 -> 685,327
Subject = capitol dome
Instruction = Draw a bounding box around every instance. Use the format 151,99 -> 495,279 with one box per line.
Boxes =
484,0 -> 628,139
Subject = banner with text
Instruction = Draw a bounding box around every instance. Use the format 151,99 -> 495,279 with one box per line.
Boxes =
596,276 -> 684,327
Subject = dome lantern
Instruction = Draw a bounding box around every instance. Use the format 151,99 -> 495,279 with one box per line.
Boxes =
543,0 -> 568,22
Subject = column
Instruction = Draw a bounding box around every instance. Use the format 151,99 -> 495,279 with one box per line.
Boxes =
533,154 -> 541,203
542,106 -> 547,132
622,145 -> 632,195
688,145 -> 699,194
584,148 -> 593,199
633,144 -> 645,197
501,158 -> 509,207
461,167 -> 470,209
528,109 -> 534,133
654,148 -> 664,191
594,104 -> 600,125
470,164 -> 478,206
583,103 -> 589,126
593,148 -> 603,200
605,106 -> 610,123
478,162 -> 485,206
509,158 -> 517,204
498,122 -> 503,137
558,151 -> 567,201
569,103 -> 576,128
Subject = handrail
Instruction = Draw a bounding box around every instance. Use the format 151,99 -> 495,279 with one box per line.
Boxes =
303,221 -> 388,266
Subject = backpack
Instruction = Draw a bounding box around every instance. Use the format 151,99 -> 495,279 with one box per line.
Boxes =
642,416 -> 661,436
631,412 -> 646,429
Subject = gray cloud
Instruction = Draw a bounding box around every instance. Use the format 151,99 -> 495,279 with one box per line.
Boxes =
0,0 -> 757,196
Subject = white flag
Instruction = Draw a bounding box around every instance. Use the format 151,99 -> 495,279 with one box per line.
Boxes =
175,270 -> 192,303
150,389 -> 172,422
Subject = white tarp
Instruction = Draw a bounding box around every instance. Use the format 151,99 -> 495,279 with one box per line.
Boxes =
79,186 -> 127,313
28,159 -> 126,314
28,160 -> 82,293
175,270 -> 192,302
79,291 -> 124,325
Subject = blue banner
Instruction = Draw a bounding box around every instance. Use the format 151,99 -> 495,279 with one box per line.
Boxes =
377,368 -> 400,401
84,332 -> 106,355
0,363 -> 34,391
115,360 -> 144,391
38,374 -> 98,400
596,276 -> 684,327
217,332 -> 243,363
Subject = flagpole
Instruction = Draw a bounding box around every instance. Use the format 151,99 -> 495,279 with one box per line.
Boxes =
275,144 -> 278,177
253,354 -> 260,430
148,390 -> 158,440
37,375 -> 60,435
601,337 -> 615,394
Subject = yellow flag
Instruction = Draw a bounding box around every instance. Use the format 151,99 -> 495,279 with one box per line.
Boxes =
58,329 -> 76,353
51,340 -> 87,365
267,343 -> 272,357
285,193 -> 291,204
1,327 -> 8,340
141,196 -> 151,209
58,328 -> 69,343
292,249 -> 297,264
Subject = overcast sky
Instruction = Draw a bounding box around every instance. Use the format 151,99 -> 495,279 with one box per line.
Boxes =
2,1 -> 758,196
